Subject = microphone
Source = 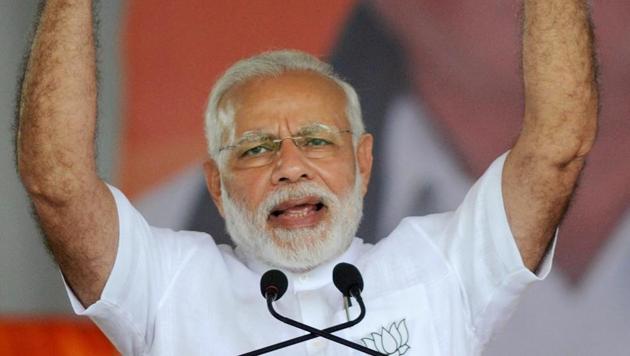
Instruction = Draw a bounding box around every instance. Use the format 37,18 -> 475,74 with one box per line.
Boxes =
260,269 -> 288,301
333,262 -> 364,298
333,262 -> 364,311
240,265 -> 384,356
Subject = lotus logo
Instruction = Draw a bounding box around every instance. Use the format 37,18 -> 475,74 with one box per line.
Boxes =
360,319 -> 410,355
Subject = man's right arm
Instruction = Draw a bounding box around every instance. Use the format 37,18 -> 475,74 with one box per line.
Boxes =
16,0 -> 117,307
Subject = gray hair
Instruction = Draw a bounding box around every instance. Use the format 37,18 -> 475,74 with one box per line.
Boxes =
204,50 -> 364,167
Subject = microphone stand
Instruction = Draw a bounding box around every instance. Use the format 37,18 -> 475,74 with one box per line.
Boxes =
239,294 -> 385,356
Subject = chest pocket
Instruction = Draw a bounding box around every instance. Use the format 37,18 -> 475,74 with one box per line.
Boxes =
334,284 -> 439,356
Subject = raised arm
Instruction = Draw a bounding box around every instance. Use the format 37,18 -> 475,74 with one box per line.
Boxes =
16,0 -> 117,306
504,0 -> 598,270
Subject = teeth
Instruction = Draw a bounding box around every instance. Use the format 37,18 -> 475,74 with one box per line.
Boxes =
283,206 -> 314,218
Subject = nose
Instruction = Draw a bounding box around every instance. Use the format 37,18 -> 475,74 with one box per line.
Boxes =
270,139 -> 315,184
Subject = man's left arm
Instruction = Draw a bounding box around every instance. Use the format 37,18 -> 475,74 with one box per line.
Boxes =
504,0 -> 598,271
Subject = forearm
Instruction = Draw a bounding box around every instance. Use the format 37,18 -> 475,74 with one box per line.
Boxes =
519,0 -> 598,162
17,0 -> 98,202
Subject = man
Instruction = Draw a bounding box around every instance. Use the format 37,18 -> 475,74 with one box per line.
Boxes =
16,0 -> 597,355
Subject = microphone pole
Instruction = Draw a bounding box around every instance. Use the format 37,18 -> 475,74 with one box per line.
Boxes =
240,267 -> 385,356
263,293 -> 384,355
239,294 -> 367,356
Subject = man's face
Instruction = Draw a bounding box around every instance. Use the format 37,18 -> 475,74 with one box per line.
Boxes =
204,71 -> 373,271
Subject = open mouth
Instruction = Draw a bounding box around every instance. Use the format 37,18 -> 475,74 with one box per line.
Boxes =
268,196 -> 327,229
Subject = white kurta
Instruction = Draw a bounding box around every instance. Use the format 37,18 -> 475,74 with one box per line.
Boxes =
65,153 -> 553,355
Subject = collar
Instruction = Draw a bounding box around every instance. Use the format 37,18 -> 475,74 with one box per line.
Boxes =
236,238 -> 367,292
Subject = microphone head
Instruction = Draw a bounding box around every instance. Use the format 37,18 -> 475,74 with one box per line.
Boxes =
260,269 -> 288,301
332,263 -> 364,298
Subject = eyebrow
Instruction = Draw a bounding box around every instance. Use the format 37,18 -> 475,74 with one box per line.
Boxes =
236,130 -> 272,143
297,123 -> 336,135
235,122 -> 337,142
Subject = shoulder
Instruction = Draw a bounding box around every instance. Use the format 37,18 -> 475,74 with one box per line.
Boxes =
356,214 -> 455,293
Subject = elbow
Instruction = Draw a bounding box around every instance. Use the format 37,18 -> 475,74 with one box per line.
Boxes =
551,134 -> 595,172
19,169 -> 69,207
17,136 -> 98,206
573,119 -> 598,161
17,156 -> 86,207
570,95 -> 599,163
521,105 -> 598,169
560,114 -> 598,169
16,152 -> 43,198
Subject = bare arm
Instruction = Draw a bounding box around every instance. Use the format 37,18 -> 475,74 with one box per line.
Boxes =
504,0 -> 598,270
16,0 -> 117,306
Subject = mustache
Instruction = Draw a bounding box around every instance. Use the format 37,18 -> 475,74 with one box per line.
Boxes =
259,182 -> 338,217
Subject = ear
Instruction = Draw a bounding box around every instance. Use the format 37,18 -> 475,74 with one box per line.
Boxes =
356,133 -> 373,196
203,159 -> 225,217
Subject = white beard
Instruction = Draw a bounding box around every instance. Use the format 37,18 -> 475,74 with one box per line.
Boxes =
221,175 -> 363,272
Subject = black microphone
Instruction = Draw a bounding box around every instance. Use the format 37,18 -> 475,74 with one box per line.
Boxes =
333,262 -> 364,308
240,266 -> 385,356
260,269 -> 288,301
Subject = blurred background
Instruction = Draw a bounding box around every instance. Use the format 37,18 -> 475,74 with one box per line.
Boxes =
1,1 -> 629,355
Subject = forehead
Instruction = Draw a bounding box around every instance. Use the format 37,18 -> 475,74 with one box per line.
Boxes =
224,71 -> 350,135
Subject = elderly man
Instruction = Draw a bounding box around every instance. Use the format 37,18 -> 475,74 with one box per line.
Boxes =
17,0 -> 597,355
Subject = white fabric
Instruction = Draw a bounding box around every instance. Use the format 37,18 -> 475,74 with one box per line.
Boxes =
65,153 -> 553,355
